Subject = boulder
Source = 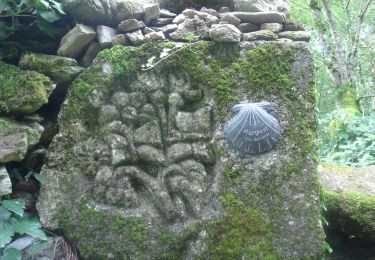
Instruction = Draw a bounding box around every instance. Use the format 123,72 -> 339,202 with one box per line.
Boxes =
57,24 -> 96,59
118,19 -> 145,33
209,24 -> 242,43
144,3 -> 160,24
97,25 -> 118,48
150,24 -> 178,35
278,31 -> 311,42
231,11 -> 286,24
173,14 -> 186,24
19,53 -> 85,85
0,117 -> 44,163
37,41 -> 324,258
144,31 -> 165,42
61,0 -> 146,26
242,30 -> 277,41
0,61 -> 54,115
80,42 -> 101,68
0,166 -> 12,196
320,163 -> 375,242
260,23 -> 283,32
160,9 -> 177,18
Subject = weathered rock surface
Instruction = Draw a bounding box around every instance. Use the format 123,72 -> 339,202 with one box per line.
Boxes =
278,31 -> 311,42
260,23 -> 283,32
144,3 -> 160,24
97,25 -> 118,48
61,0 -> 146,26
111,34 -> 128,46
231,11 -> 286,24
37,41 -> 324,258
320,163 -> 375,242
220,13 -> 241,26
80,42 -> 101,68
145,31 -> 165,42
170,17 -> 210,40
234,0 -> 290,17
0,61 -> 54,115
284,20 -> 304,31
57,24 -> 96,58
238,22 -> 259,32
0,117 -> 44,163
209,24 -> 242,42
243,30 -> 277,41
126,30 -> 146,46
0,166 -> 12,195
118,19 -> 145,33
159,0 -> 234,13
19,52 -> 84,85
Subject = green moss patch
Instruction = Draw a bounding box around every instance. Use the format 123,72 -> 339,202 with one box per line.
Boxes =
0,61 -> 53,114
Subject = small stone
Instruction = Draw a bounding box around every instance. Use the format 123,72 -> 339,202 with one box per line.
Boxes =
152,18 -> 174,26
0,166 -> 12,196
150,24 -> 177,34
277,31 -> 311,42
209,24 -> 242,43
126,30 -> 145,46
231,11 -> 286,24
160,9 -> 177,18
57,24 -> 96,58
220,13 -> 241,26
80,42 -> 101,68
0,117 -> 44,163
111,34 -> 128,46
143,27 -> 155,34
260,23 -> 283,33
144,3 -> 160,24
173,14 -> 186,24
284,20 -> 305,31
118,19 -> 145,33
145,31 -> 166,42
242,30 -> 277,41
169,17 -> 210,41
200,7 -> 219,17
220,6 -> 231,13
238,23 -> 259,33
97,25 -> 118,48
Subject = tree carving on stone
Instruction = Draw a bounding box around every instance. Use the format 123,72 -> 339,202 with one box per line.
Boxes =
91,72 -> 216,222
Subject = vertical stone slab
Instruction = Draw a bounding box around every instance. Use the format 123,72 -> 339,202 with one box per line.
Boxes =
37,41 -> 324,259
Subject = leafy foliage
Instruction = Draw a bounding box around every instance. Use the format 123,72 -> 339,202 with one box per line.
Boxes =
319,109 -> 375,166
0,0 -> 65,39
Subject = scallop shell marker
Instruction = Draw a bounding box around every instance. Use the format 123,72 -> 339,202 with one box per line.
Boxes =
224,102 -> 282,154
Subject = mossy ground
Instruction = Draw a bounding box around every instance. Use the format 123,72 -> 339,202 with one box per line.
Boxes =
0,61 -> 52,114
58,41 -> 324,259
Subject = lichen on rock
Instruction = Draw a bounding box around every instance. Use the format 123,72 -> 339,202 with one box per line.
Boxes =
37,41 -> 324,259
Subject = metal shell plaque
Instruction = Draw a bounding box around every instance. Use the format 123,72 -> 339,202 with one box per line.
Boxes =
224,102 -> 282,154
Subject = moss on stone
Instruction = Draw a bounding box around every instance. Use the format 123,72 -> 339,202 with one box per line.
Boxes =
324,190 -> 375,241
0,61 -> 53,114
58,202 -> 148,259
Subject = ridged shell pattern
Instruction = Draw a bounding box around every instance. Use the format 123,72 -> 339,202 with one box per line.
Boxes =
224,102 -> 282,154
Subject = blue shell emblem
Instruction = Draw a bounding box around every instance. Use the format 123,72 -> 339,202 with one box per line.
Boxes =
224,102 -> 282,154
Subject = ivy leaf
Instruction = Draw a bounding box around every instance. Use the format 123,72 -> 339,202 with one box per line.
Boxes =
50,0 -> 65,14
34,173 -> 48,185
0,1 -> 11,12
15,218 -> 49,240
1,248 -> 22,260
0,220 -> 16,248
1,199 -> 26,217
0,206 -> 11,220
38,10 -> 61,23
37,17 -> 58,37
35,0 -> 50,10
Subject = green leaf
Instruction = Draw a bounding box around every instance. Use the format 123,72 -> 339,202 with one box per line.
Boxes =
1,199 -> 26,217
50,0 -> 65,14
36,17 -> 58,37
33,173 -> 48,185
0,1 -> 11,12
1,248 -> 22,260
35,0 -> 50,10
28,240 -> 52,256
0,220 -> 16,248
15,219 -> 49,240
0,206 -> 11,220
38,10 -> 61,23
